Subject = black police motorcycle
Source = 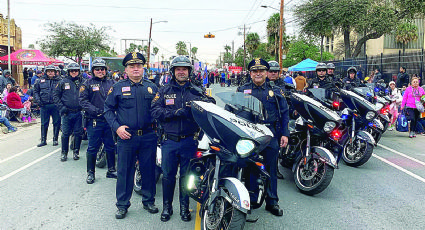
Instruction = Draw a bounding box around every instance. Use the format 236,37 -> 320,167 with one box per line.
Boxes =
280,92 -> 342,195
307,87 -> 376,167
186,92 -> 274,230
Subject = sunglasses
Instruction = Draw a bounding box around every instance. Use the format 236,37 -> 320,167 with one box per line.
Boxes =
269,70 -> 279,73
94,67 -> 106,71
69,70 -> 79,73
317,69 -> 327,72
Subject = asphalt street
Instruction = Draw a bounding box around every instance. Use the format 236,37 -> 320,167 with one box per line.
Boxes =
1,84 -> 425,229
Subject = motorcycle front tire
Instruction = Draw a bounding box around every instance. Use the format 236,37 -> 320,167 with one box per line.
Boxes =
201,196 -> 246,230
95,144 -> 106,168
294,156 -> 334,196
342,139 -> 374,167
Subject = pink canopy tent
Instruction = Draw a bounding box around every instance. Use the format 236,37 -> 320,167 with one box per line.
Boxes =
0,49 -> 63,65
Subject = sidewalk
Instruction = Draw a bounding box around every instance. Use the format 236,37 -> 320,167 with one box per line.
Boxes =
0,118 -> 40,135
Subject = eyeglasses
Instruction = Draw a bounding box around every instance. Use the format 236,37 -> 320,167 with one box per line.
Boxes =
317,69 -> 327,72
94,67 -> 106,71
269,71 -> 279,73
69,70 -> 79,73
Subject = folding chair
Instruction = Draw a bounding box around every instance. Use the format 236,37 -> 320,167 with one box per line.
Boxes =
4,103 -> 23,123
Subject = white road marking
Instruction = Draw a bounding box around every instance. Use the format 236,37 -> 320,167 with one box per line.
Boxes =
0,139 -> 53,164
377,143 -> 425,166
0,148 -> 60,182
373,154 -> 425,183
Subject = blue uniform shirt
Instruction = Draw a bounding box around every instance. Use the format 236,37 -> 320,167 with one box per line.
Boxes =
104,78 -> 158,132
79,76 -> 115,119
53,75 -> 82,113
237,82 -> 290,137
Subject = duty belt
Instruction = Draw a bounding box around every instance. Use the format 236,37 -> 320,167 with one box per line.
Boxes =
128,128 -> 153,136
164,133 -> 194,142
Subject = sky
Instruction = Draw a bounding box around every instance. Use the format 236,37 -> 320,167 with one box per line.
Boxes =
0,0 -> 299,65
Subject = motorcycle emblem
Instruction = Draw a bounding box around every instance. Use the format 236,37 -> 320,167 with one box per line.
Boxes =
269,90 -> 274,97
243,200 -> 250,208
147,87 -> 153,94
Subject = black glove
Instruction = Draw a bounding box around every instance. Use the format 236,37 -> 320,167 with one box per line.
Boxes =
174,108 -> 187,117
60,107 -> 68,116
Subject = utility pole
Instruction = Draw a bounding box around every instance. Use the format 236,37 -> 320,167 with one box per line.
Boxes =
243,24 -> 246,71
147,18 -> 153,71
279,0 -> 284,71
232,40 -> 234,61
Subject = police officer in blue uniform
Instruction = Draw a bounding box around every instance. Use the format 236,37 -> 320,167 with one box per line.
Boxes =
342,66 -> 361,90
151,56 -> 212,222
267,61 -> 285,87
79,58 -> 117,184
34,65 -> 62,147
53,63 -> 83,161
308,63 -> 332,89
237,58 -> 289,216
104,52 -> 159,219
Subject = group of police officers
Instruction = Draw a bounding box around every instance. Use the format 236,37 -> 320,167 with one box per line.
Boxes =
32,50 -> 309,222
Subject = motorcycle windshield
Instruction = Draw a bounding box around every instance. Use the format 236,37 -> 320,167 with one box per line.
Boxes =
308,88 -> 328,101
215,92 -> 265,121
353,86 -> 374,97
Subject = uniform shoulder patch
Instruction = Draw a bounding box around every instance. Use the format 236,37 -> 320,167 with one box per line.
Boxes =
152,92 -> 160,103
79,85 -> 85,93
108,86 -> 113,95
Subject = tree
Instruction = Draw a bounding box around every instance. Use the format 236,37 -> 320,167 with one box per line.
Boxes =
191,47 -> 198,60
37,21 -> 110,64
245,33 -> 260,58
251,43 -> 273,61
396,22 -> 418,56
266,13 -> 282,61
176,41 -> 188,55
28,44 -> 35,49
295,0 -> 425,58
282,38 -> 333,68
234,47 -> 248,68
153,47 -> 159,56
90,48 -> 118,57
125,43 -> 138,53
223,45 -> 233,64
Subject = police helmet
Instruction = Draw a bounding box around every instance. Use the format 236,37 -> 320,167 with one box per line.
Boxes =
3,70 -> 11,75
347,66 -> 357,74
67,63 -> 80,73
45,65 -> 56,72
315,63 -> 327,71
327,63 -> 335,69
170,56 -> 192,77
268,61 -> 280,71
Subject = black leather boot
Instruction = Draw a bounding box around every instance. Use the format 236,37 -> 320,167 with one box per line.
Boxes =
37,126 -> 48,147
73,135 -> 82,160
61,135 -> 69,161
106,167 -> 118,179
52,126 -> 60,146
161,178 -> 175,222
61,151 -> 68,162
86,153 -> 96,184
179,177 -> 191,222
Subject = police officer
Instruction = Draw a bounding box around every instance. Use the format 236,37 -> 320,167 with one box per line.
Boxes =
151,56 -> 212,222
343,66 -> 361,90
104,52 -> 159,219
237,58 -> 289,216
308,63 -> 332,89
53,63 -> 83,162
79,58 -> 117,184
267,61 -> 285,87
34,65 -> 62,147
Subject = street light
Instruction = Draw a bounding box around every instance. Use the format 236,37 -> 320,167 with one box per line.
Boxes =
146,19 -> 168,71
261,2 -> 284,71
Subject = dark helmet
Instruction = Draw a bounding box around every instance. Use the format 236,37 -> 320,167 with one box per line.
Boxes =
347,66 -> 357,74
268,61 -> 280,71
45,65 -> 56,72
315,62 -> 327,71
170,56 -> 192,77
67,63 -> 80,73
327,63 -> 335,69
3,69 -> 11,75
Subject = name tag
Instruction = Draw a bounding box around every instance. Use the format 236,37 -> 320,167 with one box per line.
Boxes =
123,93 -> 131,96
92,86 -> 99,91
122,86 -> 131,92
243,89 -> 252,94
166,99 -> 174,105
40,79 -> 45,83
64,84 -> 70,90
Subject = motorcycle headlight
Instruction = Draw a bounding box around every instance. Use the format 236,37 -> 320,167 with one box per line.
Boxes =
235,139 -> 255,157
323,121 -> 336,133
366,111 -> 376,121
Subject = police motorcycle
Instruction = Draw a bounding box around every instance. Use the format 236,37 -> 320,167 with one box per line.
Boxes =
364,82 -> 392,133
280,91 -> 342,195
307,86 -> 376,167
186,92 -> 274,230
350,86 -> 386,143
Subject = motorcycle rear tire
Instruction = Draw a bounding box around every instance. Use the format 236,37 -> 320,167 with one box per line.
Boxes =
294,157 -> 334,196
201,196 -> 246,230
342,140 -> 373,167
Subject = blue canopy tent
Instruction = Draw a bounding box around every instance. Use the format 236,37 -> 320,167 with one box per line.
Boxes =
288,58 -> 318,72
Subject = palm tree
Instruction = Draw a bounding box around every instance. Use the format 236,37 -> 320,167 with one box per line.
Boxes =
246,33 -> 260,58
191,47 -> 198,60
266,13 -> 281,61
396,22 -> 418,58
176,41 -> 188,55
153,47 -> 159,56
